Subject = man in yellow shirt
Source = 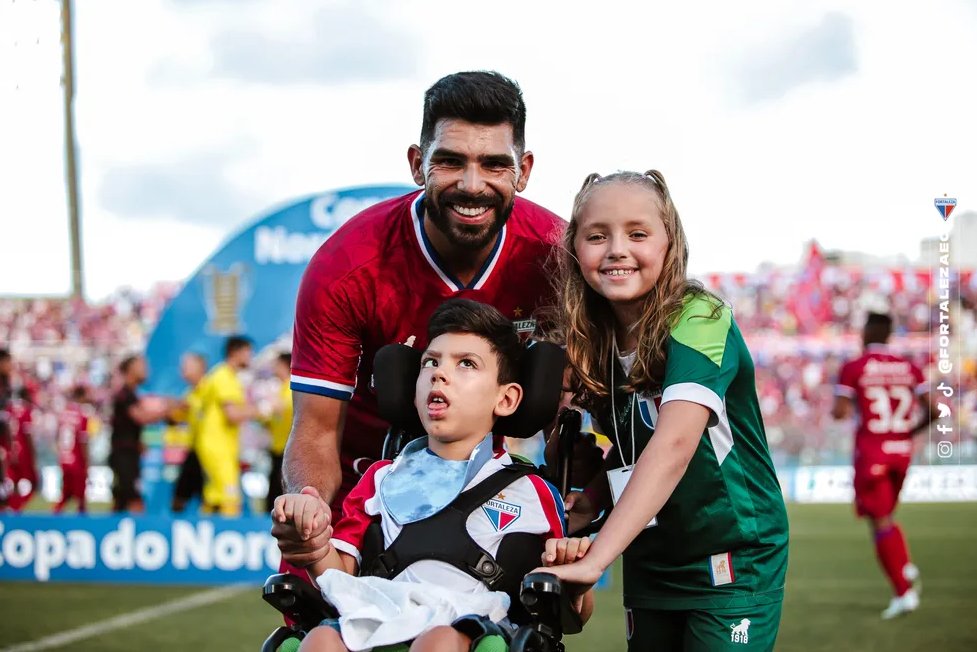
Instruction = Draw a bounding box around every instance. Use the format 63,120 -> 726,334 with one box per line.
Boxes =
171,352 -> 208,513
263,352 -> 293,512
197,336 -> 258,516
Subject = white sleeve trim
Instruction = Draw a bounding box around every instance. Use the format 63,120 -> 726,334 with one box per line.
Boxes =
834,384 -> 856,398
661,382 -> 723,429
330,538 -> 362,566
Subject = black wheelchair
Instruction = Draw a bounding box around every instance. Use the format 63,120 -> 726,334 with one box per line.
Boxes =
261,341 -> 590,652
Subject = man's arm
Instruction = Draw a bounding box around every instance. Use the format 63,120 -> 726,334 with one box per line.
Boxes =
222,401 -> 259,425
282,392 -> 348,502
128,398 -> 171,426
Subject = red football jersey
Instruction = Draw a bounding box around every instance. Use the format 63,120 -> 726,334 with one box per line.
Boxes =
57,402 -> 89,466
291,190 -> 564,499
836,344 -> 927,450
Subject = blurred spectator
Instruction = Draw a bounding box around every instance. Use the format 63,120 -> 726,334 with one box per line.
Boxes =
109,354 -> 170,513
197,336 -> 259,517
0,348 -> 11,508
54,384 -> 92,514
4,386 -> 39,511
0,254 -> 974,509
170,352 -> 209,513
262,352 -> 292,512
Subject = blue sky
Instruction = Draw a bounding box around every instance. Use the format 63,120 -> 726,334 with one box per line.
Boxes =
2,0 -> 974,299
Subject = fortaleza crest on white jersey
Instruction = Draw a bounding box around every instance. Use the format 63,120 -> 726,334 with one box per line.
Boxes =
482,498 -> 522,531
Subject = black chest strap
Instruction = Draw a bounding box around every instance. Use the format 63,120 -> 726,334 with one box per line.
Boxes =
362,462 -> 537,591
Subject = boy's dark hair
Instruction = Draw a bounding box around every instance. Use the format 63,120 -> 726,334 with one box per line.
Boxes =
420,71 -> 526,154
863,312 -> 893,345
0,348 -> 10,362
119,354 -> 140,375
277,352 -> 292,366
427,298 -> 522,384
224,335 -> 253,358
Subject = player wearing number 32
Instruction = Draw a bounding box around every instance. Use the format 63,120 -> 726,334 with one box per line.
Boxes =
832,312 -> 938,620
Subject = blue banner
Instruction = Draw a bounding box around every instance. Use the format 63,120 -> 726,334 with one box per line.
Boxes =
144,184 -> 415,397
0,514 -> 280,584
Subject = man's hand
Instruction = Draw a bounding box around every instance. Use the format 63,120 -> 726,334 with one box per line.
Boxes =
271,486 -> 334,569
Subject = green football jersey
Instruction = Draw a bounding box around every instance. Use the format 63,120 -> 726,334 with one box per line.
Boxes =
598,295 -> 789,610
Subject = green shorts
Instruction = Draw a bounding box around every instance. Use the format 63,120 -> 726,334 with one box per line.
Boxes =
625,601 -> 783,651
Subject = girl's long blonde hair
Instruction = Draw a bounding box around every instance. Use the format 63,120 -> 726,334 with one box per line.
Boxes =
555,170 -> 721,411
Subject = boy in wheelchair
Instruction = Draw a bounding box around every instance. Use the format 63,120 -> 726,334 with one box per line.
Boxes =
272,298 -> 593,652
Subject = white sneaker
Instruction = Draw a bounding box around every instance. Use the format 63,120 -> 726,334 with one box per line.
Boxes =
903,563 -> 921,596
881,588 -> 920,620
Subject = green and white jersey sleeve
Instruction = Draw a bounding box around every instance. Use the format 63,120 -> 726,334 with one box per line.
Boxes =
613,295 -> 789,611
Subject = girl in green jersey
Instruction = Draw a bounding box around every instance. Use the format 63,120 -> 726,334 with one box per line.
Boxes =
540,171 -> 789,651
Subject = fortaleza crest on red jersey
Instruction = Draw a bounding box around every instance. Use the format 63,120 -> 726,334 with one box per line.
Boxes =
482,498 -> 521,531
935,195 -> 957,221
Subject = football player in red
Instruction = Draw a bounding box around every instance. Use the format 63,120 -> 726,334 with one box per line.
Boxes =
5,386 -> 38,512
832,312 -> 937,619
274,71 -> 565,573
55,385 -> 93,514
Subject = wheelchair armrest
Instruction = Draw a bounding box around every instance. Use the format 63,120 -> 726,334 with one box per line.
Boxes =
261,625 -> 302,652
262,572 -> 338,630
519,572 -> 583,637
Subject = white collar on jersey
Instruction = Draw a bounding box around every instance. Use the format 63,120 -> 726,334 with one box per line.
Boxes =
410,193 -> 508,292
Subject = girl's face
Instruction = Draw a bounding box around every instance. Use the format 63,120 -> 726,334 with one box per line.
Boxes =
573,182 -> 670,309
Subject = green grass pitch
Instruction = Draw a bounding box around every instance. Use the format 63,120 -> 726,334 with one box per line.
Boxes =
1,503 -> 975,651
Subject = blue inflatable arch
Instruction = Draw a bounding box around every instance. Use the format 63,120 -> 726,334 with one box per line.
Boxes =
144,184 -> 415,396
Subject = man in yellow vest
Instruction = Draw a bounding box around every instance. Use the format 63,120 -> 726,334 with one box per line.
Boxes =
263,352 -> 293,512
197,336 -> 258,516
171,352 -> 208,513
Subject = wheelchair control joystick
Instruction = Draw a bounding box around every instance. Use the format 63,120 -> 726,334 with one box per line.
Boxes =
509,572 -> 583,652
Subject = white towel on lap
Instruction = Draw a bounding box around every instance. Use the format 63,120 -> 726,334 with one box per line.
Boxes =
317,569 -> 510,651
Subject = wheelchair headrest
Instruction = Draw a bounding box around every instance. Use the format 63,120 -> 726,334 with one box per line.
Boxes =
374,341 -> 565,439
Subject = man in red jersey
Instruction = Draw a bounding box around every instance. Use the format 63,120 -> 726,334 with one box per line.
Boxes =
55,385 -> 92,514
4,386 -> 38,512
273,71 -> 565,573
832,312 -> 937,619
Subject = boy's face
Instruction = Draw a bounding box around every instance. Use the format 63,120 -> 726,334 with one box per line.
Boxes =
415,332 -> 522,446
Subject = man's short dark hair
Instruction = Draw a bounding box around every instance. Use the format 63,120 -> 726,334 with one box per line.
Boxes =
427,298 -> 522,384
0,348 -> 10,362
864,312 -> 893,344
277,352 -> 292,367
224,335 -> 253,359
420,71 -> 527,154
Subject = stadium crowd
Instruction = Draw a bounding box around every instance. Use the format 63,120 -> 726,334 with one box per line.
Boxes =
2,248 -> 976,510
